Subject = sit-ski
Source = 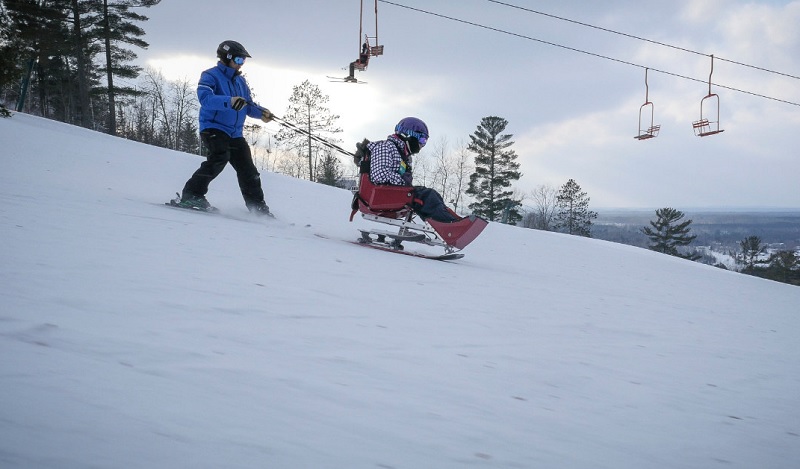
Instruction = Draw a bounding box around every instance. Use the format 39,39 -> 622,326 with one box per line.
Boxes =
350,152 -> 487,261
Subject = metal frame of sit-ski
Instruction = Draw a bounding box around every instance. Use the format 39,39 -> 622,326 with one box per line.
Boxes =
358,212 -> 461,253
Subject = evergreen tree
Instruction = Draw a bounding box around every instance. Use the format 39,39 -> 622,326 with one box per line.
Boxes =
316,150 -> 344,187
0,0 -> 23,94
766,250 -> 800,285
641,207 -> 698,259
2,0 -> 75,118
554,179 -> 597,237
96,0 -> 160,134
466,116 -> 522,223
276,80 -> 341,181
0,0 -> 15,118
69,0 -> 96,127
738,235 -> 766,273
1,0 -> 158,131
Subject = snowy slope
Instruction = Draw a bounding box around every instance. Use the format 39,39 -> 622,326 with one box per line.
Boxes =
1,113 -> 799,469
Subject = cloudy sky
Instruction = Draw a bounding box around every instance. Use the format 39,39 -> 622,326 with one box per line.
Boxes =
134,0 -> 800,209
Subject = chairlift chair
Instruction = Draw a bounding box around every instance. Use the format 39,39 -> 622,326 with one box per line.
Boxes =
693,93 -> 724,137
347,0 -> 382,76
692,55 -> 725,137
635,102 -> 661,140
634,68 -> 660,140
365,0 -> 383,56
370,43 -> 384,56
357,0 -> 384,63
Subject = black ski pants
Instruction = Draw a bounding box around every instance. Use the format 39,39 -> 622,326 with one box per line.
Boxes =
412,186 -> 459,223
183,129 -> 264,207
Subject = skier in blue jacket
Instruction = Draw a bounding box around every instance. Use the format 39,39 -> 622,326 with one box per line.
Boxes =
178,40 -> 274,215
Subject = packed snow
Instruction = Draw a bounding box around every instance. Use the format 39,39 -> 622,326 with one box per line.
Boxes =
1,113 -> 799,469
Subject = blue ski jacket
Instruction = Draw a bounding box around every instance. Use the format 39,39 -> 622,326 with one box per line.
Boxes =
197,61 -> 263,138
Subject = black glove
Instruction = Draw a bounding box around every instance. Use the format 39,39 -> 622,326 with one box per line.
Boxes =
354,138 -> 370,166
231,96 -> 246,111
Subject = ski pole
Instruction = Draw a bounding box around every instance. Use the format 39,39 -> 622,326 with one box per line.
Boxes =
249,102 -> 356,158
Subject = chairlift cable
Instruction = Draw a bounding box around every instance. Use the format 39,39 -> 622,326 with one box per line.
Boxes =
487,0 -> 800,81
378,0 -> 800,107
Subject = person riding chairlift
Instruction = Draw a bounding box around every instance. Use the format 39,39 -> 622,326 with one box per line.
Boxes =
346,42 -> 370,82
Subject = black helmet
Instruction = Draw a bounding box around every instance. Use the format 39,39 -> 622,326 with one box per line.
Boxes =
217,40 -> 251,62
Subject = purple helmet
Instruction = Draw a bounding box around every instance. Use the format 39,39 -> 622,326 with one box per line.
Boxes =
394,117 -> 429,149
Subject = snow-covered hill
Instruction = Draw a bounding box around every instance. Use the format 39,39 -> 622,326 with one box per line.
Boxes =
2,113 -> 799,469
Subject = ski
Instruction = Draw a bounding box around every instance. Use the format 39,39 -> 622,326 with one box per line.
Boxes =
326,76 -> 367,84
312,233 -> 463,261
164,193 -> 275,219
352,240 -> 465,261
165,192 -> 219,213
165,199 -> 220,213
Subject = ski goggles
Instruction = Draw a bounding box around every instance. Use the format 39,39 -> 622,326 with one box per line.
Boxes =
404,130 -> 428,147
233,56 -> 246,65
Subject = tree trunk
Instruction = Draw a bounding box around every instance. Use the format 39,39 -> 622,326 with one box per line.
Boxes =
71,0 -> 92,128
306,100 -> 313,180
103,0 -> 117,134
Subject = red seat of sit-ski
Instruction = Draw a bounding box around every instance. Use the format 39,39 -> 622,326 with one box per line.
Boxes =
351,171 -> 413,219
428,215 -> 488,250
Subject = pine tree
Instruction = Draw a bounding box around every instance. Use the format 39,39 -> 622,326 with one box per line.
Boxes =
767,250 -> 800,285
316,150 -> 344,187
738,235 -> 766,273
3,0 -> 76,118
2,0 -> 157,131
553,179 -> 597,237
0,0 -> 23,95
641,207 -> 699,259
96,0 -> 160,134
466,116 -> 522,223
276,80 -> 341,181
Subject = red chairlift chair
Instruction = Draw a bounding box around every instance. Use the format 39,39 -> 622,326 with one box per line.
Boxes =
634,68 -> 661,140
693,55 -> 725,137
354,0 -> 384,71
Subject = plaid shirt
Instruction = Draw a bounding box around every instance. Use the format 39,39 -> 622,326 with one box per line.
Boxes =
367,135 -> 411,186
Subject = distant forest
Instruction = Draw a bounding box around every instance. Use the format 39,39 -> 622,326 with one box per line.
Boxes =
593,210 -> 800,251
